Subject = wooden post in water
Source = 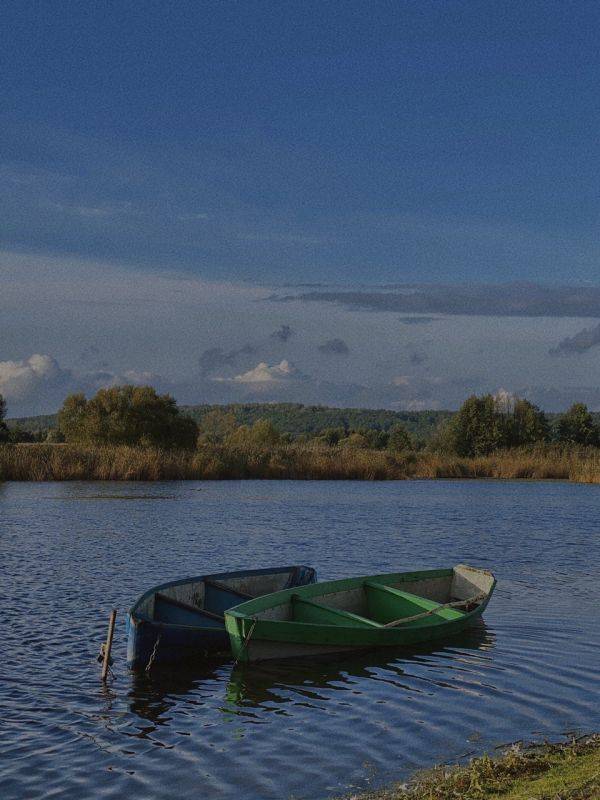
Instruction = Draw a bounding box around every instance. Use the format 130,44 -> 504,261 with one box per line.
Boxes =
101,609 -> 117,682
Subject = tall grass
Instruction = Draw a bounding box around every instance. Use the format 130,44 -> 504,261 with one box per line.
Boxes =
2,442 -> 600,482
349,734 -> 600,799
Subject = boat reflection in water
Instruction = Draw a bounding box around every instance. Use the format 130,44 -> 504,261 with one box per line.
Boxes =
127,622 -> 495,731
127,661 -> 228,732
224,623 -> 494,710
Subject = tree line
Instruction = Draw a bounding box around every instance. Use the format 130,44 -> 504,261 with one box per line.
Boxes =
1,385 -> 600,455
436,395 -> 600,456
183,402 -> 449,440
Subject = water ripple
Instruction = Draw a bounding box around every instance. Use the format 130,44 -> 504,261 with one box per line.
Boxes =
1,480 -> 599,799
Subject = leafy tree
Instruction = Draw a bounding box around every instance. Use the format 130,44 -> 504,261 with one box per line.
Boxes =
317,427 -> 346,446
57,393 -> 88,442
445,395 -> 507,456
555,403 -> 600,446
226,419 -> 281,448
388,424 -> 414,452
0,393 -> 8,443
57,386 -> 198,449
357,427 -> 389,450
507,399 -> 550,447
442,394 -> 550,456
197,409 -> 237,444
339,432 -> 370,449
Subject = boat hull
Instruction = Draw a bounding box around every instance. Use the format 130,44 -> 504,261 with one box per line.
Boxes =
126,614 -> 231,667
225,565 -> 495,663
127,565 -> 316,669
236,604 -> 488,661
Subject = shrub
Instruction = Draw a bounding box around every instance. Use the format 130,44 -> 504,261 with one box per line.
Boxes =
225,419 -> 282,448
555,402 -> 600,446
57,385 -> 198,449
339,432 -> 370,449
8,427 -> 38,444
388,423 -> 414,452
316,427 -> 346,446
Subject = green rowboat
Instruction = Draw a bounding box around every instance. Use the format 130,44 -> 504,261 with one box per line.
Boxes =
225,564 -> 495,663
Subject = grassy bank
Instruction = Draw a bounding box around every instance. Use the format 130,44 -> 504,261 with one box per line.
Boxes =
348,736 -> 600,800
3,443 -> 600,482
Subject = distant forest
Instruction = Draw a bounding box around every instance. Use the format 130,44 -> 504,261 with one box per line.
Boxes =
6,393 -> 600,482
9,400 -> 600,452
8,403 -> 452,443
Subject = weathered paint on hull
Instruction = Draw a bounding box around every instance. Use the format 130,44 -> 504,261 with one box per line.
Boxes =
225,566 -> 495,663
237,608 -> 486,662
127,565 -> 317,670
126,615 -> 230,670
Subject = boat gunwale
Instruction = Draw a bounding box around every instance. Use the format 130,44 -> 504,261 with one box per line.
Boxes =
226,600 -> 490,641
129,565 -> 315,626
225,566 -> 496,628
226,567 -> 457,619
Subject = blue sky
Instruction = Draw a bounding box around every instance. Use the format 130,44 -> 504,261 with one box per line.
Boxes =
3,2 -> 600,414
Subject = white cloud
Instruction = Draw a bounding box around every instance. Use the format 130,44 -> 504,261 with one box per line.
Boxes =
5,249 -> 600,417
0,354 -> 69,401
0,353 -> 174,416
232,359 -> 301,383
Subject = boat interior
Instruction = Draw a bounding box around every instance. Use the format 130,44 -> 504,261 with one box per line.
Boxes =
135,567 -> 314,627
259,566 -> 494,629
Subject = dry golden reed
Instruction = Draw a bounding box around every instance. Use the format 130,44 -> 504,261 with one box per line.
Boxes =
3,442 -> 600,482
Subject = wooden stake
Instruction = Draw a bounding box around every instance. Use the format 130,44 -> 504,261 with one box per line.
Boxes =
101,609 -> 117,682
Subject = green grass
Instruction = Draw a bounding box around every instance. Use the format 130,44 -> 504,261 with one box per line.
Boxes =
345,736 -> 600,800
504,748 -> 600,798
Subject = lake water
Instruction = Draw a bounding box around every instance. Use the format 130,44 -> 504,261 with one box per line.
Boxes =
1,480 -> 599,800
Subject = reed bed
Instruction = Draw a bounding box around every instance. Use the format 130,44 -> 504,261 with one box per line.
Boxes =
3,443 -> 600,482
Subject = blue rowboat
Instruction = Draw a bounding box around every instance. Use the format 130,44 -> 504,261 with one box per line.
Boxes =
126,565 -> 316,669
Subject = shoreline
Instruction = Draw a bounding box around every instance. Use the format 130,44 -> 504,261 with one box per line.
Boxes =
345,735 -> 600,799
3,443 -> 600,482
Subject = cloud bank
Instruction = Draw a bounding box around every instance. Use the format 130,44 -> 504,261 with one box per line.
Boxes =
549,322 -> 600,356
6,251 -> 600,417
7,350 -> 600,418
281,283 -> 600,318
